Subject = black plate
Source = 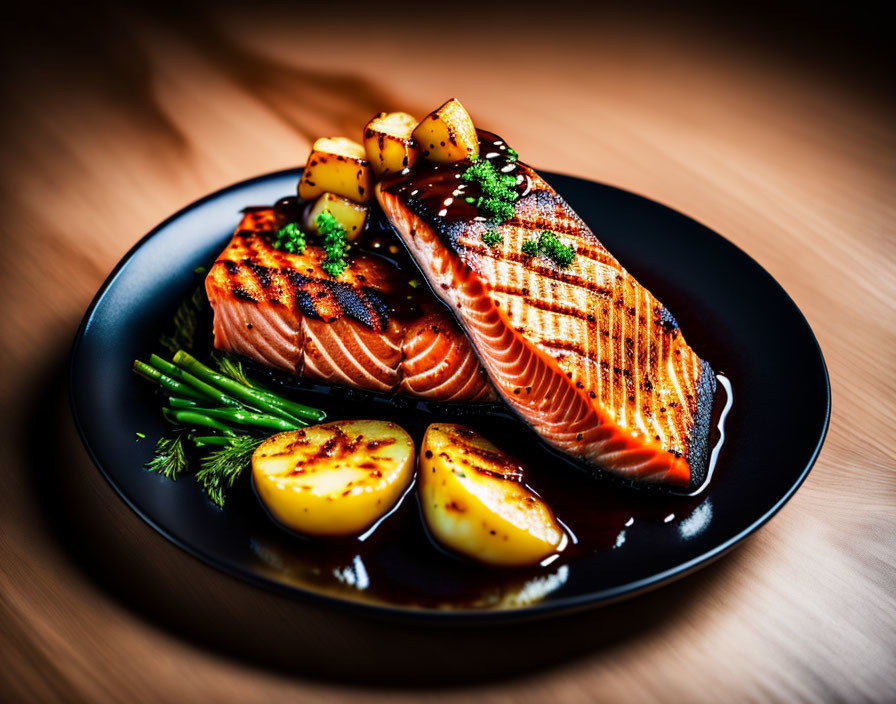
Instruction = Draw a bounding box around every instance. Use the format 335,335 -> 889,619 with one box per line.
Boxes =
69,169 -> 829,622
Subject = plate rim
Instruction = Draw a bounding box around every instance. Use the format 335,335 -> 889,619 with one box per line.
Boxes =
68,168 -> 831,623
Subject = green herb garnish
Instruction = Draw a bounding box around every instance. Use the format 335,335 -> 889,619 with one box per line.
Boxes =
505,146 -> 519,161
463,160 -> 518,201
521,230 -> 577,268
538,231 -> 576,268
272,222 -> 307,254
135,432 -> 146,441
521,239 -> 541,256
145,433 -> 188,480
212,351 -> 255,388
481,230 -> 503,247
462,159 -> 520,223
195,435 -> 264,508
481,197 -> 516,222
316,210 -> 349,277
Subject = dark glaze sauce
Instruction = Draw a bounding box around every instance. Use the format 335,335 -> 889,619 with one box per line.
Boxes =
238,359 -> 732,610
380,129 -> 526,232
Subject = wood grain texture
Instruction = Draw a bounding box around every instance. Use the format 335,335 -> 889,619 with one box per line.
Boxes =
1,3 -> 894,702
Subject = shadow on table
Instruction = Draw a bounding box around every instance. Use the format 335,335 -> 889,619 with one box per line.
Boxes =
25,351 -> 741,688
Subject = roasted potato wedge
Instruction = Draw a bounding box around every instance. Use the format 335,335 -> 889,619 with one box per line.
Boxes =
412,98 -> 479,163
304,193 -> 368,241
298,137 -> 372,203
418,424 -> 565,566
363,111 -> 420,176
253,420 -> 414,536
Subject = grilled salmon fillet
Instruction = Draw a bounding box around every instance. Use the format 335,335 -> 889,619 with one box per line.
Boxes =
377,131 -> 716,489
205,208 -> 494,402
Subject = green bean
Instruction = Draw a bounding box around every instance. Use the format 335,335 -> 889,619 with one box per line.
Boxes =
168,397 -> 201,409
173,350 -> 325,422
133,361 -> 205,401
162,408 -> 235,435
149,354 -> 240,408
186,406 -> 303,433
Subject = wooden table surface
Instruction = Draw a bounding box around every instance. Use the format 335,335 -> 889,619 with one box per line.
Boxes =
2,4 -> 894,702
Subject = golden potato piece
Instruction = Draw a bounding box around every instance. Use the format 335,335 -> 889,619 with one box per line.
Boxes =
412,98 -> 479,163
363,111 -> 420,177
418,423 -> 565,566
253,420 -> 415,537
304,193 -> 368,241
298,137 -> 372,203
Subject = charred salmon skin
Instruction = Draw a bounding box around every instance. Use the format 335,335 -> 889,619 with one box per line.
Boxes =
205,208 -> 494,402
377,131 -> 716,489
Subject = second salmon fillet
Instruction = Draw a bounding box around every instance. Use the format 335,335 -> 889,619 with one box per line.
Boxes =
377,131 -> 716,489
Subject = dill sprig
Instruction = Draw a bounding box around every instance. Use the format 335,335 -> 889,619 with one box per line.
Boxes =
145,433 -> 189,480
195,435 -> 263,507
272,222 -> 307,254
521,230 -> 577,269
159,284 -> 205,355
212,351 -> 255,388
316,210 -> 349,277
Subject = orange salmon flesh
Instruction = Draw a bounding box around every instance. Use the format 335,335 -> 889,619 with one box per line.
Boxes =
205,209 -> 494,403
377,150 -> 716,489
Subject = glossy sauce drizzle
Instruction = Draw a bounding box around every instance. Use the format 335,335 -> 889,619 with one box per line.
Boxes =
245,361 -> 732,610
380,130 -> 526,229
